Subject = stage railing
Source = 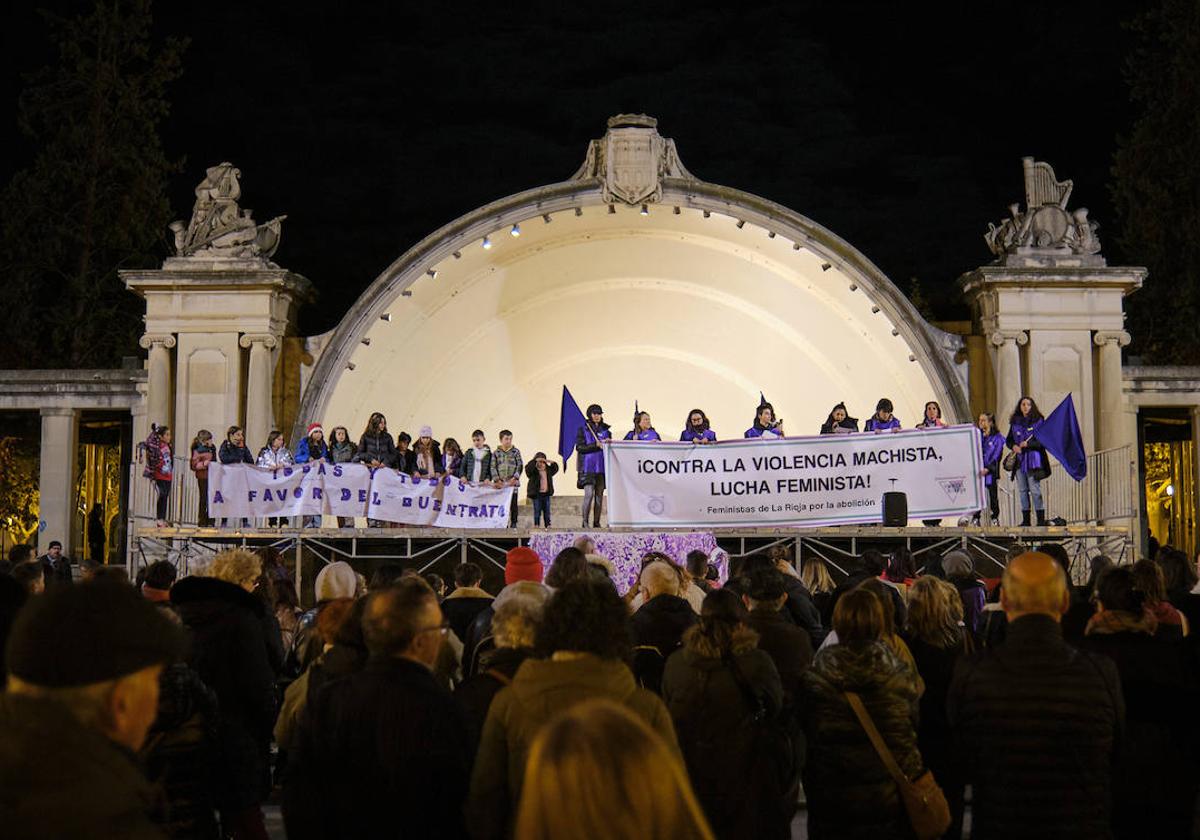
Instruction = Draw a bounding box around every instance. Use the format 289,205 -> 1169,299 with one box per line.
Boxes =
1037,445 -> 1135,525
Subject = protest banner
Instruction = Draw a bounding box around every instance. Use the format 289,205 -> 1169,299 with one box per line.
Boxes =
207,462 -> 512,528
605,424 -> 984,528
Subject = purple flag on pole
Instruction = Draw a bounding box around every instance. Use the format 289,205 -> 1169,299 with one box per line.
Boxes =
559,386 -> 587,469
1036,394 -> 1088,481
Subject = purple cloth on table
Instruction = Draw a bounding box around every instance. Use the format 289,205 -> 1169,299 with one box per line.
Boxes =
528,532 -> 727,595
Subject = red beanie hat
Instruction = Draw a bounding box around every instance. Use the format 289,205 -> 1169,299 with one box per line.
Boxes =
505,546 -> 544,585
307,423 -> 324,437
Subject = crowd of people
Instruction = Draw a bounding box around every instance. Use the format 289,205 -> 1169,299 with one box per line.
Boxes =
3,534 -> 1200,839
142,393 -> 1054,530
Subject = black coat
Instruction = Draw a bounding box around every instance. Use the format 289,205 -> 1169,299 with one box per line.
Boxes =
461,604 -> 495,678
744,606 -> 813,710
630,594 -> 698,694
779,574 -> 825,647
396,447 -> 418,474
948,614 -> 1125,840
353,432 -> 398,468
905,633 -> 967,835
455,646 -> 532,754
441,590 -> 494,644
412,442 -> 442,476
0,694 -> 165,840
801,641 -> 922,840
523,460 -> 558,498
171,576 -> 277,810
217,441 -> 253,465
662,628 -> 787,840
284,657 -> 472,840
828,571 -> 907,631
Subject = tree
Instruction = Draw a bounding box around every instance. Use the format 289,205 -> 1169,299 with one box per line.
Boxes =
0,436 -> 40,546
0,0 -> 185,369
1111,0 -> 1200,364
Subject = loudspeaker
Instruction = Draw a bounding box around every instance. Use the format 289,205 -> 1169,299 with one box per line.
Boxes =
882,492 -> 907,526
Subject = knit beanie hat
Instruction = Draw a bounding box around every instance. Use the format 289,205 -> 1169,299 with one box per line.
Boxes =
505,546 -> 545,585
419,425 -> 433,438
315,561 -> 359,601
7,578 -> 183,687
307,423 -> 324,437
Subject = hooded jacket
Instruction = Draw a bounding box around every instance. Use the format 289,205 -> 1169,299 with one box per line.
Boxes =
353,431 -> 398,468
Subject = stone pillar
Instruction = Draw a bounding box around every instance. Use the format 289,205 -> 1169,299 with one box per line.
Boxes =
139,334 -> 176,429
989,330 -> 1028,422
39,408 -> 79,554
241,334 -> 277,450
1093,330 -> 1132,452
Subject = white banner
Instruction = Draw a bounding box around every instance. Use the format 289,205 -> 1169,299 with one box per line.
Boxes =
605,424 -> 985,528
207,463 -> 512,528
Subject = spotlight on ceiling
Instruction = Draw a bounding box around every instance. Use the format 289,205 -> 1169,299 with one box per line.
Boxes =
767,231 -> 776,239
849,283 -> 858,292
607,205 -> 616,215
482,236 -> 492,250
426,269 -> 438,279
736,220 -> 746,229
574,207 -> 582,217
871,305 -> 881,314
793,242 -> 803,251
452,251 -> 461,259
380,313 -> 392,322
360,337 -> 371,346
346,361 -> 356,371
640,204 -> 649,216
821,262 -> 832,271
673,206 -> 681,215
510,224 -> 521,237
891,328 -> 900,337
400,290 -> 412,297
703,210 -> 711,219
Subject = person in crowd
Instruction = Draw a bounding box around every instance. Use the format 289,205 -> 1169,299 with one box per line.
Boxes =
576,404 -> 612,527
412,425 -> 443,478
442,436 -> 464,476
625,411 -> 661,441
456,582 -> 550,751
11,561 -> 44,596
326,426 -> 357,464
1006,395 -> 1049,526
274,597 -> 356,758
462,547 -> 545,677
766,545 -> 826,646
171,549 -> 278,839
274,579 -> 304,653
916,399 -> 946,429
827,549 -> 906,630
140,559 -> 178,615
686,550 -> 714,594
943,549 -> 986,643
742,567 -> 813,709
1080,566 -> 1200,838
36,540 -> 73,588
544,545 -> 591,589
256,430 -> 294,528
515,699 -> 715,840
631,561 -> 699,694
662,589 -> 789,839
801,588 -> 924,839
903,575 -> 968,837
425,573 -> 446,600
442,561 -> 494,641
0,574 -> 28,682
297,597 -> 370,722
680,408 -> 717,443
948,551 -> 1124,838
819,401 -> 859,434
884,548 -> 916,587
490,429 -> 523,528
4,543 -> 34,577
284,578 -> 473,840
745,399 -> 784,439
863,398 -> 901,433
976,412 -> 1005,526
853,578 -> 923,692
573,535 -> 597,554
586,553 -> 616,584
149,424 -> 174,527
0,578 -> 184,839
458,429 -> 492,484
524,451 -> 558,528
394,431 -> 417,474
1132,558 -> 1189,638
468,580 -> 679,838
87,502 -> 106,562
219,425 -> 254,466
293,423 -> 328,464
800,552 -> 836,620
353,412 -> 398,469
190,429 -> 217,527
1159,546 -> 1200,606
629,551 -> 705,614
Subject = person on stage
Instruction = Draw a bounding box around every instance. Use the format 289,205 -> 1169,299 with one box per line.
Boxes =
680,408 -> 717,444
624,411 -> 661,442
745,398 -> 784,439
576,404 -> 612,528
976,412 -> 1004,526
916,401 -> 947,429
412,426 -> 443,479
864,398 -> 902,433
819,402 -> 859,435
1006,396 -> 1049,526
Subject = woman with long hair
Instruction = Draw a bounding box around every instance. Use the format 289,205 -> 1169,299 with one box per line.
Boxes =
625,411 -> 661,442
217,426 -> 253,528
916,400 -> 946,429
353,412 -> 398,469
294,424 -> 328,527
326,426 -> 357,464
1006,396 -> 1049,526
800,554 -> 836,621
190,429 -> 216,527
680,408 -> 717,444
257,431 -> 294,528
441,437 -> 464,475
412,426 -> 443,478
148,425 -> 174,527
662,589 -> 789,839
976,412 -> 1005,525
515,699 -> 714,840
819,402 -> 859,435
745,400 -> 784,439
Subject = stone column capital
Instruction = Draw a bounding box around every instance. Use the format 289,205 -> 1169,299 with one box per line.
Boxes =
988,330 -> 1028,348
1093,330 -> 1132,348
138,333 -> 176,350
239,333 -> 278,350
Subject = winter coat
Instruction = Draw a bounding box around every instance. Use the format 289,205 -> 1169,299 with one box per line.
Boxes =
819,418 -> 860,435
171,576 -> 277,810
1006,416 -> 1048,475
0,694 -> 166,840
455,646 -> 532,754
905,633 -> 967,832
745,606 -> 814,709
217,440 -> 253,465
396,447 -> 417,475
980,431 -> 1005,486
949,575 -> 987,639
461,604 -> 496,679
327,439 -> 357,464
353,432 -> 397,468
575,422 -> 611,476
662,624 -> 788,840
457,446 -> 492,483
828,570 -> 907,630
780,573 -> 826,647
443,451 -> 463,476
947,613 -> 1124,839
442,586 -> 494,644
467,654 -> 678,840
630,594 -> 698,694
293,438 -> 328,463
679,427 -> 718,443
864,415 -> 902,433
412,441 -> 443,477
489,446 -> 523,484
523,460 -> 558,498
1079,617 -> 1200,838
284,657 -> 472,840
153,440 -> 174,482
190,444 -> 216,480
256,446 -> 294,469
801,640 -> 923,840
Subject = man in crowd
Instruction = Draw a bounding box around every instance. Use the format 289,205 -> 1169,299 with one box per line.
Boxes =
442,562 -> 493,642
685,550 -> 713,595
630,561 -> 698,694
742,567 -> 813,706
284,577 -> 472,839
948,551 -> 1125,839
0,578 -> 183,839
37,540 -> 74,588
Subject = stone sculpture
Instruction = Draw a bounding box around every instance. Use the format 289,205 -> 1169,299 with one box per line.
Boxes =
572,114 -> 695,206
984,157 -> 1101,264
168,163 -> 285,261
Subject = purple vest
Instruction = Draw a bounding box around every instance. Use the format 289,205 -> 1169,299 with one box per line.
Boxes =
865,415 -> 902,432
981,432 -> 1005,485
579,425 -> 611,474
680,428 -> 718,443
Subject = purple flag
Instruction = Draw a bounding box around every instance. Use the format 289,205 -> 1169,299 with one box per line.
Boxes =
1036,394 -> 1087,481
558,386 -> 587,469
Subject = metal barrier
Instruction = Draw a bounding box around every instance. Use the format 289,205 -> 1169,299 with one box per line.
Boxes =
1037,445 -> 1136,525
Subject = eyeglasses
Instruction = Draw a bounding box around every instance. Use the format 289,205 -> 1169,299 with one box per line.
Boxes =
415,621 -> 450,637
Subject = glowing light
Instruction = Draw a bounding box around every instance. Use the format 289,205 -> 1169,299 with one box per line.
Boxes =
482,236 -> 492,249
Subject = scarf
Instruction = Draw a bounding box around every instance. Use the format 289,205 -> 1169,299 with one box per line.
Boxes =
1085,608 -> 1157,637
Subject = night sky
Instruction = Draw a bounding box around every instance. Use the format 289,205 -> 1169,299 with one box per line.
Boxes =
1,1 -> 1144,335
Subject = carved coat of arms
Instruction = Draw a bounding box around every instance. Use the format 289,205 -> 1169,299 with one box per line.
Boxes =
604,128 -> 664,205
